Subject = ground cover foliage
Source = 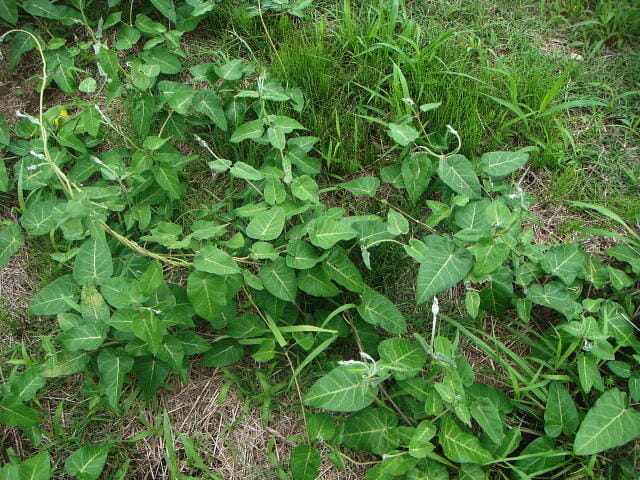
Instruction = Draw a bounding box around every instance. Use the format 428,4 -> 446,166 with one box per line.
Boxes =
0,0 -> 639,479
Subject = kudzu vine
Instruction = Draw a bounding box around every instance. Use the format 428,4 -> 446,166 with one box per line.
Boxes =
0,1 -> 639,479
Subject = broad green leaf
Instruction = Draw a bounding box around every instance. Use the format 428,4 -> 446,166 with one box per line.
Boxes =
409,421 -> 437,458
229,161 -> 264,180
308,217 -> 358,249
606,245 -> 640,274
437,155 -> 481,199
540,243 -> 586,285
64,445 -> 110,480
304,366 -> 375,412
454,199 -> 491,231
29,275 -> 78,316
324,248 -> 365,293
246,206 -> 286,241
73,239 -> 113,286
101,277 -> 144,309
18,451 -> 50,480
230,119 -> 264,143
480,151 -> 529,177
306,413 -> 336,442
0,158 -> 7,192
416,235 -> 473,304
286,240 -> 324,269
10,367 -> 46,401
139,260 -> 163,297
156,336 -> 184,372
131,310 -> 164,355
187,271 -> 227,321
97,348 -> 134,411
264,175 -> 286,205
470,398 -> 504,445
526,282 -> 582,319
387,209 -> 409,235
358,288 -> 406,334
259,257 -> 297,302
0,222 -> 24,268
201,339 -> 243,367
150,0 -> 176,22
378,338 -> 426,380
387,123 -> 419,146
577,353 -> 603,394
341,408 -> 399,454
402,153 -> 433,203
215,59 -> 253,81
338,176 -> 380,197
132,94 -> 155,138
0,395 -> 41,427
291,175 -> 319,201
56,321 -> 106,351
0,0 -> 18,24
20,199 -> 63,235
140,46 -> 182,74
440,415 -> 493,464
574,388 -> 640,455
298,265 -> 340,297
22,0 -> 65,20
193,90 -> 227,131
42,351 -> 88,378
194,246 -> 241,275
469,238 -> 510,276
544,382 -> 579,438
133,356 -> 169,398
153,165 -> 183,200
290,445 -> 321,480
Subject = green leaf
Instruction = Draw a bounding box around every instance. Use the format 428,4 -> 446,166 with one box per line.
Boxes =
201,339 -> 243,367
298,265 -> 340,297
153,165 -> 183,200
140,46 -> 182,74
470,398 -> 504,445
29,275 -> 78,316
416,235 -> 473,304
286,240 -> 324,269
131,310 -> 164,355
402,153 -> 433,203
187,271 -> 227,321
544,382 -> 579,438
193,90 -> 227,131
230,119 -> 264,142
150,0 -> 176,22
0,396 -> 41,427
387,209 -> 409,235
229,161 -> 264,180
0,222 -> 24,268
304,366 -> 375,412
409,421 -> 437,458
132,94 -> 155,138
0,0 -> 18,24
73,239 -> 113,286
157,336 -> 184,372
290,445 -> 321,480
526,282 -> 582,319
437,155 -> 481,199
306,413 -> 336,442
577,353 -> 603,394
101,277 -> 144,309
264,175 -> 286,205
291,175 -> 319,202
20,199 -> 63,235
10,367 -> 46,401
194,246 -> 241,275
358,288 -> 406,334
387,123 -> 419,146
574,388 -> 640,455
378,338 -> 426,380
324,248 -> 365,293
469,238 -> 510,276
259,257 -> 297,302
341,408 -> 399,454
308,217 -> 358,249
440,415 -> 493,464
18,451 -> 50,480
480,151 -> 529,177
338,176 -> 380,197
64,445 -> 110,480
22,0 -> 65,20
97,348 -> 134,411
133,356 -> 169,398
246,206 -> 286,241
0,158 -> 7,192
56,321 -> 106,351
215,59 -> 253,81
540,243 -> 586,285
